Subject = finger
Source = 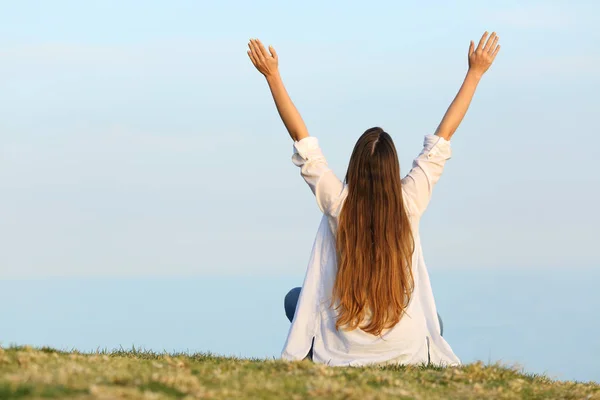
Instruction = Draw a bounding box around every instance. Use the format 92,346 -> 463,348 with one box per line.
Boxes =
247,49 -> 258,67
468,40 -> 474,56
256,39 -> 270,59
269,45 -> 278,60
483,32 -> 497,53
491,45 -> 501,60
248,41 -> 261,64
250,39 -> 265,61
247,42 -> 257,61
487,35 -> 499,54
476,31 -> 489,52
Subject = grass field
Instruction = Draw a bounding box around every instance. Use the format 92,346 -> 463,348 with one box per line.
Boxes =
0,345 -> 598,399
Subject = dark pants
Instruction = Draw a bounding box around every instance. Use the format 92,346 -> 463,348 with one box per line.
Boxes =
284,287 -> 444,336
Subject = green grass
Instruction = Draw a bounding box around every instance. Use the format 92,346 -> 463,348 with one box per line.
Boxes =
0,345 -> 597,399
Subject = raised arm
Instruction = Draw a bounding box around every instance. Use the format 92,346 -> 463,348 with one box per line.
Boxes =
402,31 -> 501,216
247,38 -> 309,142
435,32 -> 501,141
248,38 -> 344,214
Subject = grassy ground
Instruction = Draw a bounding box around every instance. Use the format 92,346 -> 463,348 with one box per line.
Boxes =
0,346 -> 598,399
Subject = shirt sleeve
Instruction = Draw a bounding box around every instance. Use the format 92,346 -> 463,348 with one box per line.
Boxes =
292,137 -> 344,215
401,135 -> 452,217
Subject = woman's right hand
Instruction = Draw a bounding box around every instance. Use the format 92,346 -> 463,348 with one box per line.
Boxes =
468,31 -> 501,78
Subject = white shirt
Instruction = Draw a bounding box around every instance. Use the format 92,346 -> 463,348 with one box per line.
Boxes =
281,135 -> 461,367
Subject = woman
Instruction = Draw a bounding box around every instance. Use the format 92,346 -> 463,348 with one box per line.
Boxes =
247,32 -> 500,367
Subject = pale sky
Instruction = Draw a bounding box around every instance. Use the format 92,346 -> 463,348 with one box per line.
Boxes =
1,0 -> 598,277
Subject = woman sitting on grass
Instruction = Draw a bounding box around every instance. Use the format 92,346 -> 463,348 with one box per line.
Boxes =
247,31 -> 500,367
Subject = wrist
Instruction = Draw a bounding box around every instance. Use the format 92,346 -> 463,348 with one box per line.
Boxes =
265,71 -> 282,84
466,68 -> 484,82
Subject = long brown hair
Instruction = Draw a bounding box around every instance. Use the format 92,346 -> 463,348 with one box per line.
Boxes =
332,127 -> 415,336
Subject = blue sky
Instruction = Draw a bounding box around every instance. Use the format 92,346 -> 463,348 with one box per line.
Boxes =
1,1 -> 598,277
0,0 -> 599,383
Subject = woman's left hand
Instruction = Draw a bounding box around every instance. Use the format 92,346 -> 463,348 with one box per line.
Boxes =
247,38 -> 279,78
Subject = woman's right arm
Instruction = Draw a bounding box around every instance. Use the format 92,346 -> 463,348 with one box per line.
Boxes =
434,31 -> 500,140
402,32 -> 500,216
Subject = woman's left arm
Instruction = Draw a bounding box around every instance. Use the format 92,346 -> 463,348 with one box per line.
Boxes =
247,38 -> 309,142
248,39 -> 343,214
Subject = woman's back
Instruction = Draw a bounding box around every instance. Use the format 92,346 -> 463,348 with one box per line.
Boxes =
246,31 -> 501,366
282,134 -> 459,366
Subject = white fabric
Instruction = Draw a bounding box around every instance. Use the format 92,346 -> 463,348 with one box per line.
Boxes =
282,135 -> 461,367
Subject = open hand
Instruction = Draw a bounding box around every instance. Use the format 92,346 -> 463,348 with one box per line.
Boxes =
247,38 -> 279,78
468,32 -> 501,77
